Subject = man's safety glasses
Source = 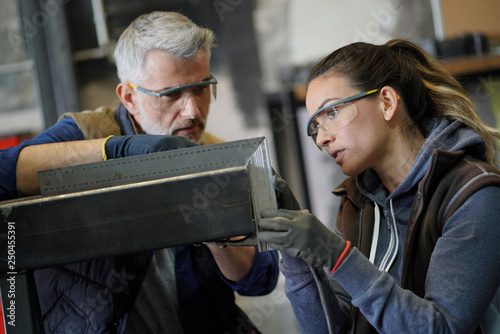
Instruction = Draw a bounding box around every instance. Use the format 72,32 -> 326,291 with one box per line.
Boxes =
129,75 -> 218,113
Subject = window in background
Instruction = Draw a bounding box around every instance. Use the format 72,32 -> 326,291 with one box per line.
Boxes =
0,0 -> 43,139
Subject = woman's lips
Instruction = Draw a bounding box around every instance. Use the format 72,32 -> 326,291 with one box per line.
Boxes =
330,149 -> 344,164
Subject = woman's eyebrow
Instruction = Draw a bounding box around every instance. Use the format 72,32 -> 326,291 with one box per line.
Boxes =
317,97 -> 341,110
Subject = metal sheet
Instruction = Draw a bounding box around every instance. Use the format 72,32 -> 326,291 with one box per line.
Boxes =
0,137 -> 277,273
38,137 -> 270,196
1,168 -> 253,272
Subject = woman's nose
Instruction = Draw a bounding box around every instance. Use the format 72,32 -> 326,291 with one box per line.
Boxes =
316,126 -> 335,149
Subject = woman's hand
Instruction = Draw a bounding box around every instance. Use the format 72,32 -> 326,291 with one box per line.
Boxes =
258,209 -> 349,271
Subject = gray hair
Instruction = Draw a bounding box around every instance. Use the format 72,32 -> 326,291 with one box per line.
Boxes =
114,11 -> 215,84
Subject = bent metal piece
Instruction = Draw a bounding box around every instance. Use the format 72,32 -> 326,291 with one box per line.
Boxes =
0,137 -> 276,273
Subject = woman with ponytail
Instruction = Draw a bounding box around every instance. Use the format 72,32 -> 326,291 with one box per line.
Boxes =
258,39 -> 500,333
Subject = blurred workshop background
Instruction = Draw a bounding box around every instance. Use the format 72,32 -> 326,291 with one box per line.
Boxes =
1,0 -> 499,332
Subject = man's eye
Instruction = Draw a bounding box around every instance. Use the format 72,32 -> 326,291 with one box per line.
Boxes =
164,91 -> 182,99
193,85 -> 208,94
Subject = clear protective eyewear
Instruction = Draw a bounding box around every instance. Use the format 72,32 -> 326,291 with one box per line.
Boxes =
307,89 -> 378,150
129,75 -> 218,113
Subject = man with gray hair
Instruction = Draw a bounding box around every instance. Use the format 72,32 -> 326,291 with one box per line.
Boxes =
0,11 -> 278,333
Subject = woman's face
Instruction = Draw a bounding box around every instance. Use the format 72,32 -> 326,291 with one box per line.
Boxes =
306,75 -> 391,176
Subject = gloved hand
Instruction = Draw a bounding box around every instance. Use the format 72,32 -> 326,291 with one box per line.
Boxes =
103,134 -> 198,160
258,209 -> 350,271
271,174 -> 301,210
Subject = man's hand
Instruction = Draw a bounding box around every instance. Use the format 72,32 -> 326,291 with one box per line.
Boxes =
104,134 -> 198,159
258,209 -> 348,270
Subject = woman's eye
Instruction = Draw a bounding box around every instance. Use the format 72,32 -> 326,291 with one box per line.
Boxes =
326,107 -> 337,118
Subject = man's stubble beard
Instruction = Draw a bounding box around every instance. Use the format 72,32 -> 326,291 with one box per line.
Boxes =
137,97 -> 206,144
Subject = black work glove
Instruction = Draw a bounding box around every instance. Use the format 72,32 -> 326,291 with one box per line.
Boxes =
258,209 -> 349,271
272,174 -> 301,210
104,134 -> 198,160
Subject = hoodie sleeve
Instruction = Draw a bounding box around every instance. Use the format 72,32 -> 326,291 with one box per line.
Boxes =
332,186 -> 500,333
279,251 -> 350,334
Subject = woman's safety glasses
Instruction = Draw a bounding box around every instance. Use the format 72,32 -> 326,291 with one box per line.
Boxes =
129,75 -> 218,113
307,89 -> 378,150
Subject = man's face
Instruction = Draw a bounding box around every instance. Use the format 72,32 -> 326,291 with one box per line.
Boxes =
132,49 -> 212,144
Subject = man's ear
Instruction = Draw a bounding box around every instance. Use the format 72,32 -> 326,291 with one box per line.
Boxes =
116,83 -> 140,116
379,86 -> 399,121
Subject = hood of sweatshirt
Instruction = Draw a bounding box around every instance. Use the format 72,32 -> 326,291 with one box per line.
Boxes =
350,117 -> 486,274
356,117 -> 486,202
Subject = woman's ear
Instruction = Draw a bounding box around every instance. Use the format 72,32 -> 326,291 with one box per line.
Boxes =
379,86 -> 399,121
116,83 -> 140,116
